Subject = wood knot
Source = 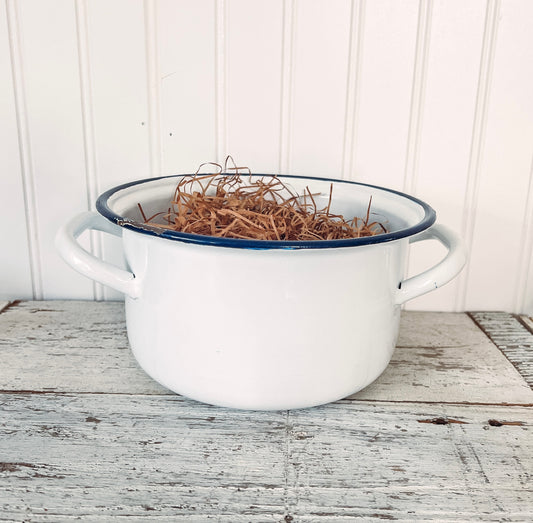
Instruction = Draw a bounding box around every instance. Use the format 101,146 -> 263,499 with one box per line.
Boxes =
488,419 -> 523,427
417,417 -> 467,425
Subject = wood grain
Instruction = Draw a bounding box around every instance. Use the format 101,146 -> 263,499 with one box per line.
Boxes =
0,4 -> 34,301
288,0 -> 352,177
226,0 -> 283,173
16,0 -> 94,300
1,301 -> 532,520
0,392 -> 287,520
469,311 -> 533,388
158,0 -> 216,174
84,0 -> 151,301
0,393 -> 531,520
0,300 -> 166,394
405,0 -> 486,312
1,302 -> 532,405
3,1 -> 533,313
352,0 -> 419,191
464,0 -> 533,311
520,314 -> 533,333
287,401 -> 533,521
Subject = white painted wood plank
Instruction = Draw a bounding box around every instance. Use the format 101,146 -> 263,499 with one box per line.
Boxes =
350,0 -> 419,190
279,0 -> 294,174
376,310 -> 532,403
158,0 -> 217,174
0,5 -> 33,300
16,0 -> 93,300
340,0 -> 363,181
0,300 -> 167,394
518,170 -> 533,314
464,0 -> 533,311
397,310 -> 486,347
0,392 -> 287,519
288,401 -> 533,521
1,302 -> 531,405
520,314 -> 533,333
0,393 -> 531,520
353,343 -> 533,404
287,0 -> 352,177
470,311 -> 533,387
225,0 -> 283,173
405,0 -> 486,312
84,0 -> 151,300
357,313 -> 533,404
0,517 -> 268,523
74,0 -> 104,301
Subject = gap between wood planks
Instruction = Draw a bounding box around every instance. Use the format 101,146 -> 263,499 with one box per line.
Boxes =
0,300 -> 17,314
0,389 -> 531,412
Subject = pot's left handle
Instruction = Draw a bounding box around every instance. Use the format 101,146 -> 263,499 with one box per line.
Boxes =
55,211 -> 140,299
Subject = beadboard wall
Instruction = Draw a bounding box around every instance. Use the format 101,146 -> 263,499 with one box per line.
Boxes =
1,0 -> 533,312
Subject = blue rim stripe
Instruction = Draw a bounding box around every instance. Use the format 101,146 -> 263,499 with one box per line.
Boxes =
96,174 -> 436,250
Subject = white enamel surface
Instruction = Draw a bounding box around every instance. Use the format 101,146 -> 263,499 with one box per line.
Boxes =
56,176 -> 466,409
123,232 -> 404,410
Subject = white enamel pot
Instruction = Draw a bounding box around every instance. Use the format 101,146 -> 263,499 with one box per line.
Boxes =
56,174 -> 467,410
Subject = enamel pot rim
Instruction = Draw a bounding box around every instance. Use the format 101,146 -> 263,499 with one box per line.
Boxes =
96,173 -> 436,250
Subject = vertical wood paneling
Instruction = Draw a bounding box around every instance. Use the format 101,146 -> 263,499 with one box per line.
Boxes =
225,0 -> 283,173
400,0 -> 433,312
404,0 -> 487,311
144,0 -> 162,178
75,0 -> 103,301
455,0 -> 500,311
158,0 -> 216,174
287,0 -> 352,177
0,2 -> 33,300
349,0 -> 419,190
84,0 -> 150,300
518,164 -> 533,314
402,0 -> 432,197
3,0 -> 533,312
341,0 -> 364,181
464,0 -> 533,311
214,0 -> 227,164
16,0 -> 93,299
279,0 -> 295,174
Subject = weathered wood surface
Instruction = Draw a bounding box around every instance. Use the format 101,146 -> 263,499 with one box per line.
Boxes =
355,312 -> 533,403
0,301 -> 532,521
0,300 -> 166,395
470,311 -> 533,387
1,394 -> 531,521
2,302 -> 532,404
520,314 -> 533,333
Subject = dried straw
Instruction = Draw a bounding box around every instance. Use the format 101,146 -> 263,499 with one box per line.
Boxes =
137,156 -> 387,241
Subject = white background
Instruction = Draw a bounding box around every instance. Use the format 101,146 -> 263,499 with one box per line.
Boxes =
1,0 -> 533,312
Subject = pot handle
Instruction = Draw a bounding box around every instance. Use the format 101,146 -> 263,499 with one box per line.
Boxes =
55,211 -> 140,299
395,224 -> 467,305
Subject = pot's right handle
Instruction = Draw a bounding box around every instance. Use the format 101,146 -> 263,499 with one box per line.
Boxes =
55,211 -> 140,299
395,224 -> 467,305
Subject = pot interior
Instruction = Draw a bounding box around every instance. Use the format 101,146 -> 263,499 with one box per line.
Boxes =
97,174 -> 436,248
